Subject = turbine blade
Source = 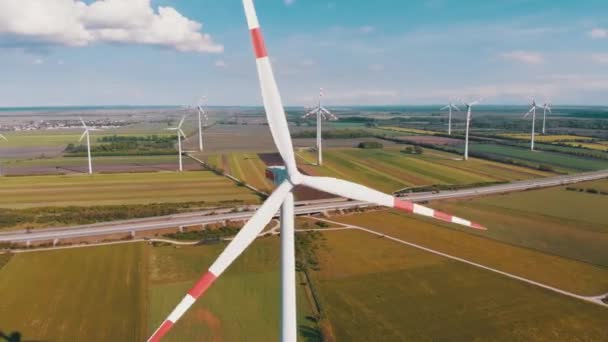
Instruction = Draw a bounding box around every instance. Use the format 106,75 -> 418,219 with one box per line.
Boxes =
243,0 -> 298,176
440,105 -> 450,110
0,134 -> 7,141
147,181 -> 293,342
302,109 -> 318,119
79,118 -> 87,129
78,130 -> 88,142
178,116 -> 186,129
178,129 -> 186,138
300,175 -> 486,230
452,104 -> 461,111
523,108 -> 533,118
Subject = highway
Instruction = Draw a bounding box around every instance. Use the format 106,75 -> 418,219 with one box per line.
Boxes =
1,169 -> 606,245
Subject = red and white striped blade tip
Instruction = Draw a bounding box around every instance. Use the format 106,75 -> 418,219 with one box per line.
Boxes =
147,271 -> 218,342
394,199 -> 487,231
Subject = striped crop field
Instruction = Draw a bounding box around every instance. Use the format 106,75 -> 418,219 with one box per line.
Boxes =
0,171 -> 260,208
431,178 -> 608,269
202,152 -> 273,193
0,240 -> 318,341
148,238 -> 317,341
465,143 -> 608,173
311,229 -> 608,341
499,133 -> 594,142
378,126 -> 440,135
0,243 -> 148,341
296,147 -> 552,193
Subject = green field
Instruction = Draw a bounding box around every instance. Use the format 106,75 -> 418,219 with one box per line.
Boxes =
0,243 -> 148,341
333,209 -> 608,296
202,152 -> 274,193
2,154 -> 188,168
149,238 -> 317,341
311,229 -> 608,341
0,171 -> 260,208
1,130 -> 173,148
0,240 -> 318,341
432,179 -> 608,268
297,147 -> 551,193
466,143 -> 608,173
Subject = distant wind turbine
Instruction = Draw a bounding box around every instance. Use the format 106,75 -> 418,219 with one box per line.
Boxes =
197,96 -> 208,152
0,133 -> 7,176
148,2 -> 486,341
540,101 -> 552,135
167,116 -> 186,172
78,118 -> 103,174
459,99 -> 482,161
302,88 -> 337,166
440,99 -> 460,135
524,99 -> 542,151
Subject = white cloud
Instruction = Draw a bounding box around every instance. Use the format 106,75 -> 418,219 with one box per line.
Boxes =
0,0 -> 223,53
214,59 -> 227,68
33,58 -> 44,65
284,0 -> 295,6
500,50 -> 544,65
591,53 -> 608,64
589,28 -> 608,39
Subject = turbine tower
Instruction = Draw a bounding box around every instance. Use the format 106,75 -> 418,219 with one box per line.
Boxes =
540,101 -> 552,135
524,99 -> 542,151
440,99 -> 460,135
0,134 -> 7,176
459,99 -> 481,161
197,96 -> 208,152
78,118 -> 102,174
167,116 -> 186,172
147,2 -> 486,341
302,88 -> 336,166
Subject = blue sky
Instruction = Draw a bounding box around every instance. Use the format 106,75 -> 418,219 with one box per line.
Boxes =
1,0 -> 607,106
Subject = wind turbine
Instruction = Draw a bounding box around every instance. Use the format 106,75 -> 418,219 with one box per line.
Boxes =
78,118 -> 102,174
302,88 -> 336,166
540,101 -> 552,135
147,2 -> 486,341
440,99 -> 460,135
196,96 -> 208,152
524,99 -> 542,151
459,99 -> 481,161
0,134 -> 7,177
167,116 -> 186,172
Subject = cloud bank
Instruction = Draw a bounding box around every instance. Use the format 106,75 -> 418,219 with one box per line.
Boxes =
0,0 -> 223,53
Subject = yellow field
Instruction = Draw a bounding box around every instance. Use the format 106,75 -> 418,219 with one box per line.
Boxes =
561,141 -> 608,151
499,134 -> 594,142
378,126 -> 439,135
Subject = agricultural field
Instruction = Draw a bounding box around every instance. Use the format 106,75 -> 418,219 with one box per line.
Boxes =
149,238 -> 318,341
431,179 -> 608,268
0,243 -> 148,341
378,126 -> 440,135
466,142 -> 608,173
311,229 -> 608,341
333,210 -> 608,295
0,155 -> 201,175
561,141 -> 608,151
499,133 -> 594,142
296,147 -> 551,193
0,240 -> 318,342
201,152 -> 274,193
0,171 -> 260,209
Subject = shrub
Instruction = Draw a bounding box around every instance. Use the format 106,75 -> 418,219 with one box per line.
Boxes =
357,141 -> 383,149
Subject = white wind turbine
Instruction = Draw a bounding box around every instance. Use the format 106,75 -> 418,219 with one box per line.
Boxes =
440,98 -> 460,135
524,98 -> 542,151
167,116 -> 186,172
459,99 -> 481,161
196,96 -> 208,152
148,2 -> 486,341
78,118 -> 103,174
302,88 -> 337,165
540,100 -> 552,135
0,133 -> 7,176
